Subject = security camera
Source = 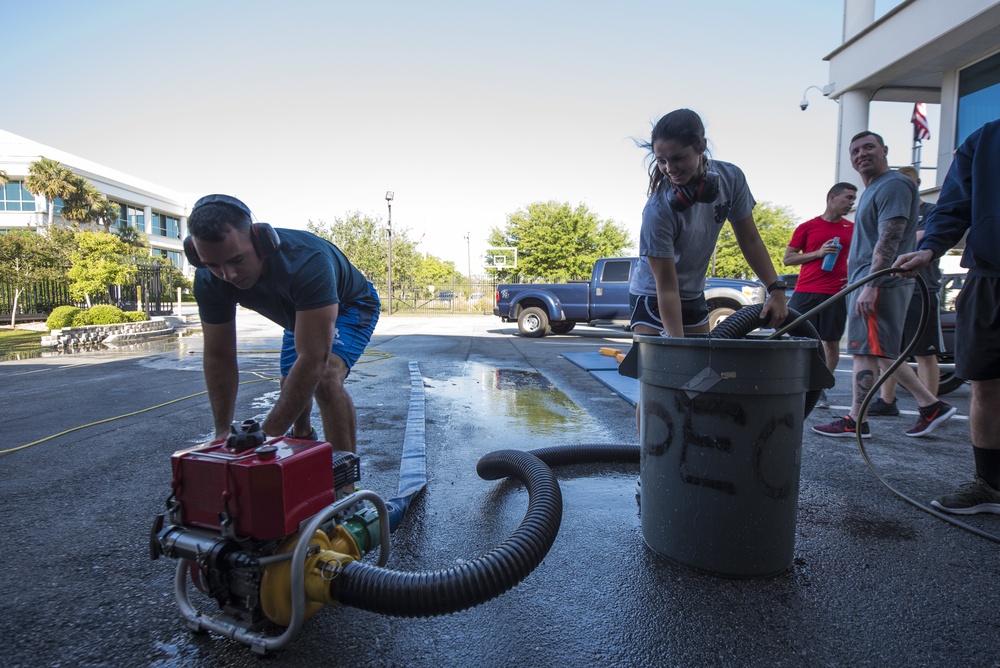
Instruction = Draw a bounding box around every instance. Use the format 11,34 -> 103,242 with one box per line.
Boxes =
799,99 -> 809,111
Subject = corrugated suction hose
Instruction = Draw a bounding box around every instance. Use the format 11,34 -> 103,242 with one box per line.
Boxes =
710,304 -> 829,418
329,449 -> 562,617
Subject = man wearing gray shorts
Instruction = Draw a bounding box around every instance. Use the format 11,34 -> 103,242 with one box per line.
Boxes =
813,131 -> 955,439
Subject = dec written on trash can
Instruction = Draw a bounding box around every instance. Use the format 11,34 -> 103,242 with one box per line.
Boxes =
632,334 -> 818,578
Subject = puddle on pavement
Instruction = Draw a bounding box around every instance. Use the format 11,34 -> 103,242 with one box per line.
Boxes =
0,338 -> 184,362
431,362 -> 610,439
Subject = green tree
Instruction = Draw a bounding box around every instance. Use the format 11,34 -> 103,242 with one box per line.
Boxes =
307,211 -> 421,286
116,224 -> 147,248
91,196 -> 121,232
0,169 -> 8,185
61,175 -> 119,229
413,255 -> 461,298
710,202 -> 796,279
0,230 -> 66,326
24,157 -> 76,226
66,230 -> 137,307
487,201 -> 631,281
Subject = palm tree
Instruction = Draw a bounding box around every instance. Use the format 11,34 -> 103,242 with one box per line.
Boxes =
92,198 -> 121,232
60,176 -> 102,227
24,157 -> 76,226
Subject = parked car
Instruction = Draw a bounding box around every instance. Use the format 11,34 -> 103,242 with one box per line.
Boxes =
923,273 -> 965,395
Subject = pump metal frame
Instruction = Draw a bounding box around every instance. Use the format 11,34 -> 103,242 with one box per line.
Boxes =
172,490 -> 391,655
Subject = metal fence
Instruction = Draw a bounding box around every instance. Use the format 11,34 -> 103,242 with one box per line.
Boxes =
372,275 -> 500,315
1,262 -> 174,321
3,269 -> 500,321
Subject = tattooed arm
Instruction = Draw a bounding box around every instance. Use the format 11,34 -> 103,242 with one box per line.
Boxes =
871,216 -> 908,285
855,215 -> 908,317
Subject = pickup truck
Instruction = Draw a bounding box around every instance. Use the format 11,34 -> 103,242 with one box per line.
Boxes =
493,257 -> 766,337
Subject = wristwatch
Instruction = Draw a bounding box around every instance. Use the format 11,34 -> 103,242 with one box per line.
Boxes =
766,280 -> 787,295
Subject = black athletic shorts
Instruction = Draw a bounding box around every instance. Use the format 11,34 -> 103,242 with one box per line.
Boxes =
955,275 -> 1000,380
787,291 -> 846,343
900,290 -> 943,357
629,293 -> 709,331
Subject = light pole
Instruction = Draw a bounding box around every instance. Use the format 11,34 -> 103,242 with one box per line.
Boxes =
385,191 -> 394,315
464,232 -> 471,290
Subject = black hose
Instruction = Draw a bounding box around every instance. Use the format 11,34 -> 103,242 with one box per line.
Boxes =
329,449 -> 562,617
529,443 -> 639,466
709,305 -> 831,418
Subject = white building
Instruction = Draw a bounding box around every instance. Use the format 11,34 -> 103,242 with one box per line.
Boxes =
823,1 -> 1000,270
0,128 -> 193,269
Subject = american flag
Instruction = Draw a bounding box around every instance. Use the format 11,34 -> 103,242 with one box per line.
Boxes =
912,102 -> 931,141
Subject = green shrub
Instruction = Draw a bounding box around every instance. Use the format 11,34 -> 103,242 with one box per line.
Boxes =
122,311 -> 148,322
46,306 -> 82,331
71,310 -> 93,326
86,305 -> 127,325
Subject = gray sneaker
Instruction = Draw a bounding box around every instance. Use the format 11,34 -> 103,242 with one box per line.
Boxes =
930,477 -> 1000,515
815,390 -> 830,409
867,397 -> 900,416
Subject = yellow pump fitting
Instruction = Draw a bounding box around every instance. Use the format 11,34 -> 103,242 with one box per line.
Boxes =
326,524 -> 362,561
303,549 -> 356,607
260,524 -> 366,626
261,530 -> 331,626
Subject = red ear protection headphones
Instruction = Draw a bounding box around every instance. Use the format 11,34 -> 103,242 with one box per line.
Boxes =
183,194 -> 280,268
666,170 -> 721,212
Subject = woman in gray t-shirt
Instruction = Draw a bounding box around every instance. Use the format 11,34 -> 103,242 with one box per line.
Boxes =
629,109 -> 787,337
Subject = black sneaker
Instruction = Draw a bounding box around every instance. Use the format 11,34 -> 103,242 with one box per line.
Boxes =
930,478 -> 1000,515
905,400 -> 957,437
867,397 -> 899,416
812,415 -> 871,439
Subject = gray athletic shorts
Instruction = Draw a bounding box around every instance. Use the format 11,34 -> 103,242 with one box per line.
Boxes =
846,282 -> 914,358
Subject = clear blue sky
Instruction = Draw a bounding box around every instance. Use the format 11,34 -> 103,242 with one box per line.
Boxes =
3,0 -> 933,271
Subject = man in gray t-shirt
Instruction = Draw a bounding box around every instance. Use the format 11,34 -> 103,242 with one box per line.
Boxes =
813,131 -> 955,440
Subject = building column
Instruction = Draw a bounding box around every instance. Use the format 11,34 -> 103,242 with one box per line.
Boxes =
843,0 -> 875,40
836,89 -> 871,186
143,206 -> 153,235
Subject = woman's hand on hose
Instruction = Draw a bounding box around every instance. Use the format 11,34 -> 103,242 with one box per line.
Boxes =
760,291 -> 788,328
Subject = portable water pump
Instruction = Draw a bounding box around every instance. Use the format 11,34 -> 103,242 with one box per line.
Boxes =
150,415 -> 565,656
149,419 -> 391,654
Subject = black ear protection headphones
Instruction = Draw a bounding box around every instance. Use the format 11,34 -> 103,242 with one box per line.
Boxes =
666,170 -> 721,212
183,194 -> 281,268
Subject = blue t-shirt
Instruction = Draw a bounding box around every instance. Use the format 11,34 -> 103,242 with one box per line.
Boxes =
631,160 -> 755,300
195,228 -> 370,329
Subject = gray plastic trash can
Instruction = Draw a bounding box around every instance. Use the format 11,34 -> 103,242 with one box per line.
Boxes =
634,333 -> 816,578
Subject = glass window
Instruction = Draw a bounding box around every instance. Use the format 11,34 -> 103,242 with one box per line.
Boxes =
111,200 -> 128,228
957,50 -> 1000,145
601,260 -> 632,283
151,212 -> 180,238
153,248 -> 181,267
1,181 -> 37,211
129,205 -> 144,231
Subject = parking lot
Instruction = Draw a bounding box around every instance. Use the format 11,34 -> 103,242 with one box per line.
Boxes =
0,313 -> 997,667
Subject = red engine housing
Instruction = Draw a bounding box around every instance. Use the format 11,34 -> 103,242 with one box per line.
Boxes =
171,437 -> 336,540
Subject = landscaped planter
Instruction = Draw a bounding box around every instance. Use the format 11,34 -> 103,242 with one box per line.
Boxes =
41,318 -> 175,348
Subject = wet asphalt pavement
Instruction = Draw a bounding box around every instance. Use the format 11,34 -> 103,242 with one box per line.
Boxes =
0,311 -> 997,667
